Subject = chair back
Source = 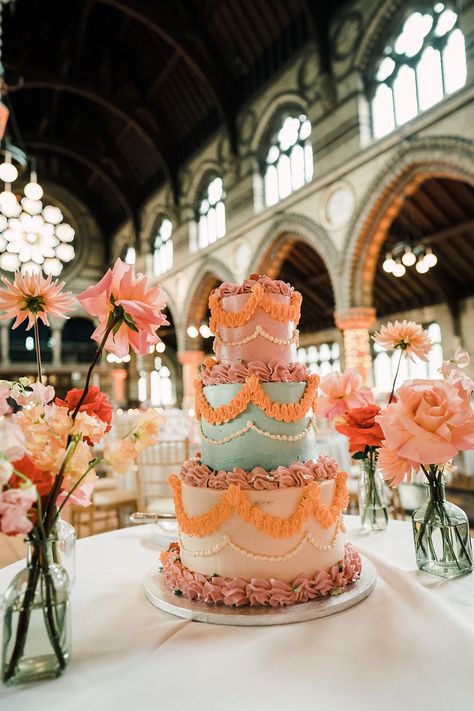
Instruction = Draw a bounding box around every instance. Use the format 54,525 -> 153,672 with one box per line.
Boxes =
136,438 -> 190,510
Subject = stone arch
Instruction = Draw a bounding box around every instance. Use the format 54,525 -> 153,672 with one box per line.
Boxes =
186,160 -> 226,213
342,136 -> 474,310
249,92 -> 309,155
180,257 -> 236,351
141,203 -> 177,251
253,212 -> 341,308
354,0 -> 410,74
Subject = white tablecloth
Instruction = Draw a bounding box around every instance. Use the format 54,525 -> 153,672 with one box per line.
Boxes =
1,518 -> 473,711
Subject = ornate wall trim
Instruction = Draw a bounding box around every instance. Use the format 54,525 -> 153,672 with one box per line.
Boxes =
248,92 -> 309,155
342,135 -> 474,309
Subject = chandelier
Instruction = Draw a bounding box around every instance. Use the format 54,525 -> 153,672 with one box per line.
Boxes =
382,241 -> 438,278
0,1 -> 76,276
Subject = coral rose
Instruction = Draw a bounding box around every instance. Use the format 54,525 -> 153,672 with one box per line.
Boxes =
376,378 -> 474,469
11,455 -> 55,497
56,386 -> 112,442
335,404 -> 384,454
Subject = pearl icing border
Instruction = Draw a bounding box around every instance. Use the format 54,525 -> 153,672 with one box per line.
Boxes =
199,417 -> 317,444
180,517 -> 346,562
214,325 -> 299,348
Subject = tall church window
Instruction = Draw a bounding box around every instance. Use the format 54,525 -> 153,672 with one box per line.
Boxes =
197,177 -> 225,249
371,4 -> 466,139
153,217 -> 173,276
264,113 -> 313,206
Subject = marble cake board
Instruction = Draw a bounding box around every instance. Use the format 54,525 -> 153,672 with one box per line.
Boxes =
143,556 -> 376,626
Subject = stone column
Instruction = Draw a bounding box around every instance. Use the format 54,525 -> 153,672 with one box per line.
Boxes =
111,368 -> 128,407
1,323 -> 10,367
48,317 -> 65,369
178,350 -> 205,412
334,307 -> 376,385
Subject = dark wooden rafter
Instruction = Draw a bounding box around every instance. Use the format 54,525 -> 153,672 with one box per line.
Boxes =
23,137 -> 135,230
302,1 -> 332,74
96,0 -> 239,153
6,63 -> 175,191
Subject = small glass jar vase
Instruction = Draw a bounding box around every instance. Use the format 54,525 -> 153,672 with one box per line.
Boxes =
358,457 -> 389,531
2,535 -> 71,686
412,478 -> 473,579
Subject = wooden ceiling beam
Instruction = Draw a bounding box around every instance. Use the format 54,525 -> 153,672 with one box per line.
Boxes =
97,0 -> 238,153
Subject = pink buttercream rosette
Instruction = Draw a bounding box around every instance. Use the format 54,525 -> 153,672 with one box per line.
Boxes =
160,542 -> 362,607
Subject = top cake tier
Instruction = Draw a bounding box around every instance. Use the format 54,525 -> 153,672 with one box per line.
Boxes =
209,276 -> 301,364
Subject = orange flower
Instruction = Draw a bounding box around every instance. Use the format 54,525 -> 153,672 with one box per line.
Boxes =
335,404 -> 384,454
373,320 -> 432,362
0,272 -> 75,330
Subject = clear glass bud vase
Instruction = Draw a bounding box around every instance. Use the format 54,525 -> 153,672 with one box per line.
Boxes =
54,517 -> 76,589
412,478 -> 473,579
358,457 -> 389,531
2,535 -> 71,686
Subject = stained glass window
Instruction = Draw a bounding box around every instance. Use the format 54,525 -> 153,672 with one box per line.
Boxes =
197,177 -> 225,249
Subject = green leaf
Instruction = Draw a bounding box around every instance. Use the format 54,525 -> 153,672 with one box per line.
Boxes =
352,451 -> 368,460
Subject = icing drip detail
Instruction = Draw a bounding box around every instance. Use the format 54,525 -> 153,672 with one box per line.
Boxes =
179,517 -> 345,561
198,417 -> 317,444
168,471 -> 349,537
160,541 -> 362,607
209,282 -> 302,332
213,326 -> 299,348
195,374 -> 319,425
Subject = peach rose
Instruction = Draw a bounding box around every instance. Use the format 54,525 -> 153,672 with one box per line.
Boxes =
376,378 -> 474,467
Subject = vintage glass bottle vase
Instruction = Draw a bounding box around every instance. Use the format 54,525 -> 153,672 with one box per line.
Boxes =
412,478 -> 473,579
2,535 -> 71,686
358,457 -> 389,531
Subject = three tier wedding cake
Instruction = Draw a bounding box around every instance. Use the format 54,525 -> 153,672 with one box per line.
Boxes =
160,274 -> 362,606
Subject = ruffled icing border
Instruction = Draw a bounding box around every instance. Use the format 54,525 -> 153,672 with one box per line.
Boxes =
214,275 -> 293,298
195,373 -> 319,425
179,455 -> 339,490
160,542 -> 362,607
168,472 -> 349,537
209,282 -> 302,331
201,358 -> 308,386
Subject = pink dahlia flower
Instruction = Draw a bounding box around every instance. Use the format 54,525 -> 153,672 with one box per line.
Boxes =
315,369 -> 374,420
373,320 -> 432,362
0,272 -> 75,330
77,259 -> 168,357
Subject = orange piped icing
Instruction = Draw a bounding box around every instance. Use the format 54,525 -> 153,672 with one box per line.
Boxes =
209,282 -> 302,332
195,373 -> 319,425
168,471 -> 349,538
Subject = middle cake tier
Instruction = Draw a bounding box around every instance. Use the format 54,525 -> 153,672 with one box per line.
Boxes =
197,378 -> 319,470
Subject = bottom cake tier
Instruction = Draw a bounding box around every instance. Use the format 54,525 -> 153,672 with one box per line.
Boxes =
160,542 -> 362,607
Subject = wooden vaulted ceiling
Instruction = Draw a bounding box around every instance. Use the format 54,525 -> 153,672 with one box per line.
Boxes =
3,0 -> 345,240
375,177 -> 474,317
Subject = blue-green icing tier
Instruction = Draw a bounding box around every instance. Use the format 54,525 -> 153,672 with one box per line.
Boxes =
200,382 -> 318,471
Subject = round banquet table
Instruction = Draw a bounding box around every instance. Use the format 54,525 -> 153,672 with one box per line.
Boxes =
1,517 -> 473,711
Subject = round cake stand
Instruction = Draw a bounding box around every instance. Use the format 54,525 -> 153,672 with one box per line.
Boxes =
143,556 -> 376,626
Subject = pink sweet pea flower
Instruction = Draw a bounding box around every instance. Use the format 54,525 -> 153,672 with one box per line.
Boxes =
0,485 -> 37,536
0,380 -> 10,416
10,382 -> 55,407
315,369 -> 374,420
77,259 -> 168,358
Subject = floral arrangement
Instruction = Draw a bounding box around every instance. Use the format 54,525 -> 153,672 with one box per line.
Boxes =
0,258 -> 168,684
316,320 -> 474,561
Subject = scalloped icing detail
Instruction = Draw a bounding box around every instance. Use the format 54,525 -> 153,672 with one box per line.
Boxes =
209,282 -> 302,331
168,471 -> 349,537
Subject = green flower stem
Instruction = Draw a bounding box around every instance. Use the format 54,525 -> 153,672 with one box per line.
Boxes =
388,349 -> 403,405
33,317 -> 43,383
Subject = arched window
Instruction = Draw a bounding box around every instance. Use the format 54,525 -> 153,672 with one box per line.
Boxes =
153,217 -> 173,275
197,177 -> 225,250
297,342 -> 340,376
122,245 -> 136,264
370,4 -> 466,140
372,321 -> 443,393
263,113 -> 313,207
150,357 -> 174,406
